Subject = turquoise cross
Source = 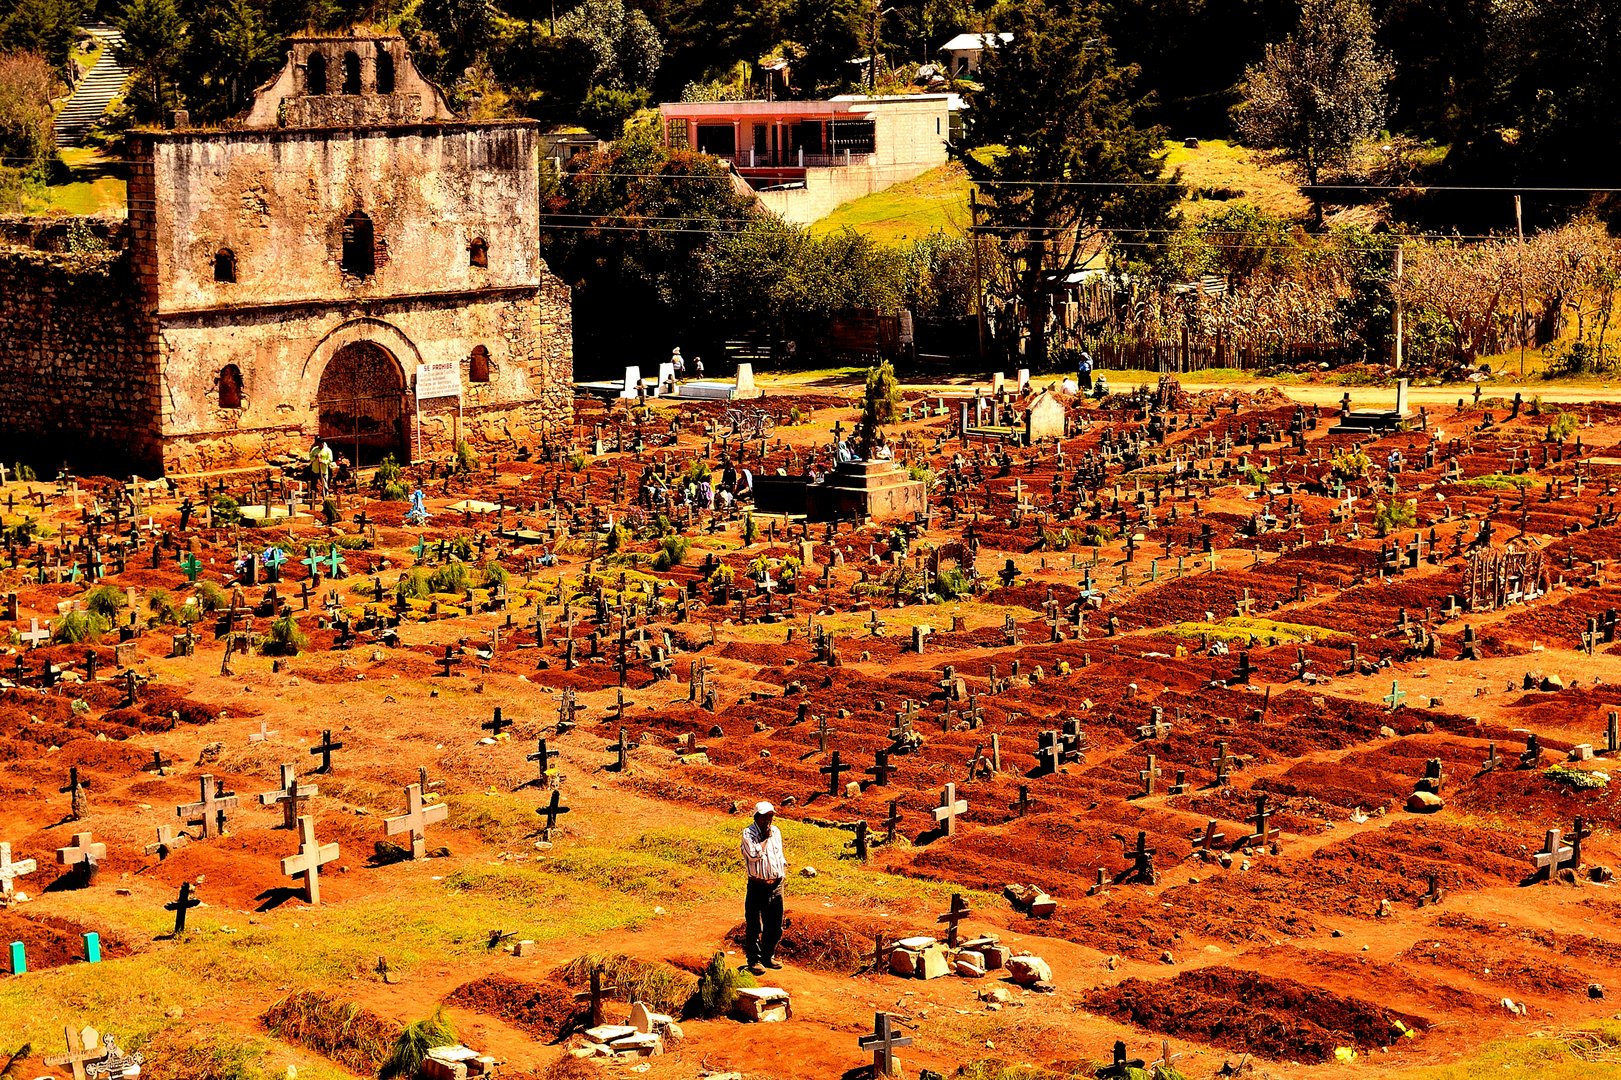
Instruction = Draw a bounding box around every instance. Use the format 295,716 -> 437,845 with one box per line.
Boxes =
179,552 -> 202,582
1383,681 -> 1406,711
301,546 -> 322,575
325,547 -> 347,577
262,546 -> 287,571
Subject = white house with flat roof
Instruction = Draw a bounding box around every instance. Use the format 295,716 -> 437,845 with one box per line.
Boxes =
658,94 -> 954,224
939,32 -> 1012,78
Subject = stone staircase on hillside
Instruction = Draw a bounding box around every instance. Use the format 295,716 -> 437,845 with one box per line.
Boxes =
55,26 -> 131,148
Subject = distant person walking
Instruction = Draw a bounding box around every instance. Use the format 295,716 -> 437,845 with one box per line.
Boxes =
740,800 -> 786,975
1079,351 -> 1094,391
671,346 -> 686,381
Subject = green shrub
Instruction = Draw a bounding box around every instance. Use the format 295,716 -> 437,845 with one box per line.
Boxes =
709,563 -> 734,586
1041,527 -> 1073,551
1374,499 -> 1416,536
481,560 -> 509,590
1084,523 -> 1117,546
373,455 -> 405,500
259,614 -> 309,656
211,494 -> 242,525
320,498 -> 340,525
332,533 -> 369,550
1330,449 -> 1370,481
606,522 -> 631,553
380,481 -> 408,502
659,535 -> 691,567
1546,411 -> 1578,441
651,548 -> 672,572
395,567 -> 433,601
694,952 -> 756,1018
84,584 -> 127,620
194,580 -> 228,613
429,560 -> 474,594
908,462 -> 933,484
147,588 -> 179,625
1240,464 -> 1267,487
681,459 -> 711,487
741,514 -> 758,545
454,439 -> 479,473
1545,764 -> 1608,790
937,566 -> 972,599
53,610 -> 108,644
379,1008 -> 457,1080
789,405 -> 803,425
569,449 -> 588,471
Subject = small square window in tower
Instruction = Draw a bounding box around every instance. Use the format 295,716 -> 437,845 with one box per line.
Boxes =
468,237 -> 488,268
470,345 -> 491,383
342,211 -> 375,279
213,247 -> 237,283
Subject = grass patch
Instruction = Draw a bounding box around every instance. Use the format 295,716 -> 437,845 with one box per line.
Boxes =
1170,616 -> 1349,645
1162,138 -> 1311,220
1460,473 -> 1533,490
555,954 -> 698,1016
1392,1023 -> 1621,1080
811,162 -> 970,244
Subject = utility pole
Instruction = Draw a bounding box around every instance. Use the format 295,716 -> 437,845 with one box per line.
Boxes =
969,189 -> 988,362
1514,194 -> 1527,378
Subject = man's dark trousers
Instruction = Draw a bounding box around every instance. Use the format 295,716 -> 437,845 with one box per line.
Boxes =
744,876 -> 783,964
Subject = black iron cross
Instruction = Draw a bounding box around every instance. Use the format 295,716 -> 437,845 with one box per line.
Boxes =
528,738 -> 559,787
820,751 -> 848,795
538,790 -> 571,833
483,708 -> 513,738
309,729 -> 344,774
166,880 -> 201,935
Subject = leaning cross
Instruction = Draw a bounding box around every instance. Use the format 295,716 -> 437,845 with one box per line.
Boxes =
0,841 -> 37,899
858,1012 -> 913,1078
575,965 -> 618,1029
384,783 -> 448,860
309,729 -> 345,774
259,764 -> 318,830
537,790 -> 571,836
45,1026 -> 106,1080
935,892 -> 971,947
176,774 -> 240,839
1383,680 -> 1406,711
166,880 -> 202,934
55,831 -> 106,884
1532,827 -> 1573,885
280,815 -> 340,905
933,782 -> 968,838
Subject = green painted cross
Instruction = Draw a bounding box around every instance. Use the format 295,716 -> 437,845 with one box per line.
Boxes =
1383,681 -> 1406,711
179,552 -> 202,582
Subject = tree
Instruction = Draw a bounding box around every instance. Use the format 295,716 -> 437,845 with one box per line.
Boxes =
556,0 -> 663,92
0,0 -> 87,73
178,0 -> 277,122
1234,0 -> 1391,227
0,50 -> 58,178
116,0 -> 188,122
961,0 -> 1180,369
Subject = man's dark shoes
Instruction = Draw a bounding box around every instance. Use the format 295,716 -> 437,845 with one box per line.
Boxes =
748,961 -> 766,975
763,958 -> 783,969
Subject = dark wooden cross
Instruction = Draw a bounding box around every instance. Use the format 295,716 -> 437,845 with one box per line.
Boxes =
1119,830 -> 1157,884
60,766 -> 89,820
1188,819 -> 1226,860
935,892 -> 972,947
1098,1041 -> 1146,1079
259,764 -> 318,830
820,751 -> 849,795
438,645 -> 458,678
176,774 -> 240,839
867,748 -> 898,786
537,790 -> 571,835
1209,740 -> 1235,786
574,964 -> 617,1028
528,738 -> 559,787
607,726 -> 635,771
858,1012 -> 913,1078
166,880 -> 202,934
309,729 -> 344,774
143,748 -> 173,774
483,707 -> 513,738
1244,794 -> 1278,848
884,798 -> 902,845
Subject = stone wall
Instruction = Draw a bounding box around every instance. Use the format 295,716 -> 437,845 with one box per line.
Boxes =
0,246 -> 161,472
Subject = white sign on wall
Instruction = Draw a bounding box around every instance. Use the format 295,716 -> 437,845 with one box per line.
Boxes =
415,360 -> 462,401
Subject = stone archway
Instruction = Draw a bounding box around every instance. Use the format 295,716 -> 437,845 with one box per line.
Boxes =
317,340 -> 407,466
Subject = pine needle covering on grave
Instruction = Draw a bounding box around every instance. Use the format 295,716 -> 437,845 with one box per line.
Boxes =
724,911 -> 892,974
445,974 -> 580,1042
379,1006 -> 457,1079
259,990 -> 400,1075
555,953 -> 699,1016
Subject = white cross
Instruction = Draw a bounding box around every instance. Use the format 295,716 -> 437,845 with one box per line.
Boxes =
258,764 -> 318,829
20,618 -> 49,649
247,720 -> 279,743
55,831 -> 106,869
281,815 -> 340,905
0,841 -> 37,898
384,783 -> 448,860
933,782 -> 968,837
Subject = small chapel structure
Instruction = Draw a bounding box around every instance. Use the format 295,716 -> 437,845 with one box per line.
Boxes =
0,31 -> 572,474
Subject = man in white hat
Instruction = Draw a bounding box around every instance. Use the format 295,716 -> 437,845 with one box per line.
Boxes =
739,800 -> 786,974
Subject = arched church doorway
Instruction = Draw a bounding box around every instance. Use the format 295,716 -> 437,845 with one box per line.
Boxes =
316,340 -> 408,466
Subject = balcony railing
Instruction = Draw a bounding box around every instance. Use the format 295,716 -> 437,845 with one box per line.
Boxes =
716,149 -> 877,169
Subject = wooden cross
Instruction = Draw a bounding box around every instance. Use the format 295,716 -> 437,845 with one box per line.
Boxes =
144,748 -> 174,774
45,1026 -> 106,1080
176,774 -> 240,839
482,707 -> 513,738
537,790 -> 571,835
816,714 -> 832,753
1188,819 -> 1226,860
309,729 -> 344,774
884,798 -> 902,844
935,892 -> 971,947
1569,815 -> 1594,868
1532,827 -> 1573,885
528,738 -> 560,787
259,764 -> 318,830
575,965 -> 618,1028
858,1012 -> 913,1078
1383,680 -> 1406,711
607,725 -> 636,771
820,751 -> 849,795
867,748 -> 898,786
1244,794 -> 1278,848
933,782 -> 968,837
1119,830 -> 1157,883
1210,740 -> 1235,786
280,815 -> 340,905
384,783 -> 448,860
1099,1041 -> 1146,1079
0,841 -> 37,898
60,766 -> 89,818
166,880 -> 202,934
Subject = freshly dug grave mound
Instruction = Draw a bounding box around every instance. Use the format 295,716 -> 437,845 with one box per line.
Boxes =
1085,967 -> 1425,1063
445,974 -> 579,1041
260,990 -> 398,1074
0,910 -> 132,972
724,911 -> 894,974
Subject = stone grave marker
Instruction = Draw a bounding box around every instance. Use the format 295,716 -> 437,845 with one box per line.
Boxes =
176,774 -> 239,839
280,815 -> 340,904
384,783 -> 448,860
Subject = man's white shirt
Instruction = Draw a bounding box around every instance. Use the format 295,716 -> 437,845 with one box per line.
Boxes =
741,823 -> 786,881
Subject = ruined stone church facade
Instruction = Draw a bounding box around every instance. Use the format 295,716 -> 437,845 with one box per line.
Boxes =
0,33 -> 572,475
